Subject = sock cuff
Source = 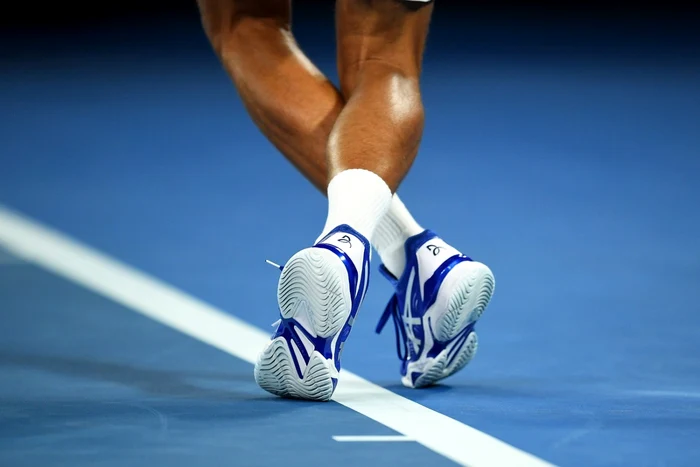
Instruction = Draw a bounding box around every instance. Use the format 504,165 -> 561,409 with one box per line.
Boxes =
388,195 -> 424,237
373,194 -> 424,247
327,169 -> 391,197
372,193 -> 424,277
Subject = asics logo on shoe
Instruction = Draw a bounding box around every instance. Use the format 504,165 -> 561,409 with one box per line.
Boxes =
338,235 -> 352,248
426,244 -> 441,256
403,267 -> 424,355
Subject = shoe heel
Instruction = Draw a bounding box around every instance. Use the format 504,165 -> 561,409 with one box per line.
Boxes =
435,261 -> 495,342
277,248 -> 352,338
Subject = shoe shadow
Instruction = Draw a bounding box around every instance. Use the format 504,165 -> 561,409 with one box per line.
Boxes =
0,350 -> 251,400
0,349 -> 316,429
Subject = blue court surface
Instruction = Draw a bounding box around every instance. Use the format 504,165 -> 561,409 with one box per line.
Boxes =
1,10 -> 700,467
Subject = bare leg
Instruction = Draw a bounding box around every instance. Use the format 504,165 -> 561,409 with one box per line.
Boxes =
197,0 -> 432,194
330,0 -> 433,192
197,0 -> 340,192
198,0 -> 433,271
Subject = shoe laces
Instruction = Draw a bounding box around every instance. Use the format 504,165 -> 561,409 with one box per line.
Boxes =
265,259 -> 283,271
376,295 -> 409,361
375,265 -> 410,362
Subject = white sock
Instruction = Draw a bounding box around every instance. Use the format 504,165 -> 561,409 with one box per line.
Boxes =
372,194 -> 424,278
317,169 -> 392,244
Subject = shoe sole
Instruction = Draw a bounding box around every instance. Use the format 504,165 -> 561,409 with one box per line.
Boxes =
254,247 -> 352,401
408,261 -> 495,388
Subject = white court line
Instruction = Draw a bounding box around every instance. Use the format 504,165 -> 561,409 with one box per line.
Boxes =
333,435 -> 414,442
0,205 -> 554,467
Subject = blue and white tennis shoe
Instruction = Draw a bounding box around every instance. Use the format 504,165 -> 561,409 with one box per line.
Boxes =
376,230 -> 495,388
254,224 -> 370,401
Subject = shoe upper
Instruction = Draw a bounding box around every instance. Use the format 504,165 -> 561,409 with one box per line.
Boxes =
271,224 -> 371,379
314,225 -> 371,372
376,230 -> 472,377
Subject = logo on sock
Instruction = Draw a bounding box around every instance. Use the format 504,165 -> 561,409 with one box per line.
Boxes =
338,235 -> 353,248
426,244 -> 441,256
